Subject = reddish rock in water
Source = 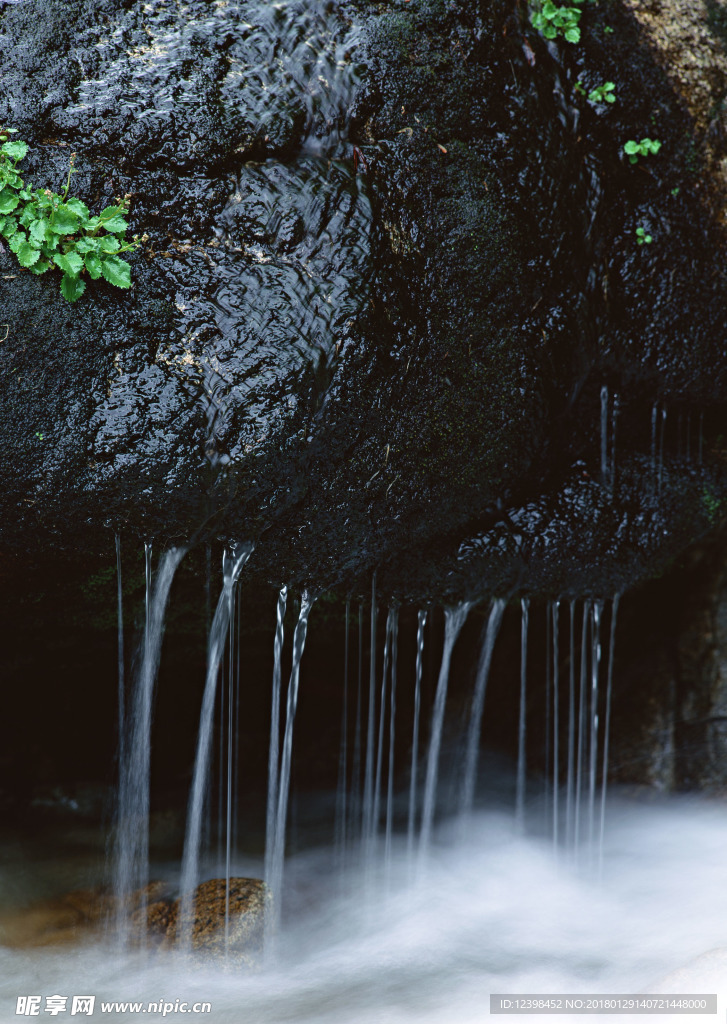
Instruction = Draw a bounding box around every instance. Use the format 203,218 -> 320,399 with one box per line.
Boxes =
164,878 -> 270,960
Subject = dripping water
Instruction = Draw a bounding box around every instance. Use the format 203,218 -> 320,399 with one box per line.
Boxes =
264,586 -> 288,886
115,535 -> 125,765
459,599 -> 505,819
334,600 -> 350,868
599,595 -> 620,876
515,598 -> 528,830
267,591 -> 315,942
588,601 -> 603,858
419,603 -> 471,860
178,542 -> 254,949
407,610 -> 427,857
113,545 -> 186,946
384,608 -> 399,875
552,599 -> 560,847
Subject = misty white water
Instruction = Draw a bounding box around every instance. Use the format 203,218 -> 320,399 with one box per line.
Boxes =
3,797 -> 727,1023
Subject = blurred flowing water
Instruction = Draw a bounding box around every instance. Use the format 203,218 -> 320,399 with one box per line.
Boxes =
3,800 -> 727,1022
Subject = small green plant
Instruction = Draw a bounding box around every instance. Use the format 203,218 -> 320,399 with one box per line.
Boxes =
35,432 -> 44,440
0,127 -> 138,302
623,137 -> 662,164
671,186 -> 680,196
603,25 -> 614,34
530,0 -> 587,43
588,81 -> 616,104
635,226 -> 652,245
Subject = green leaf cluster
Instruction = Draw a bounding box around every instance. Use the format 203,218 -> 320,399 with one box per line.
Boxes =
635,226 -> 652,245
0,127 -> 138,302
530,0 -> 589,43
623,138 -> 662,164
588,81 -> 616,104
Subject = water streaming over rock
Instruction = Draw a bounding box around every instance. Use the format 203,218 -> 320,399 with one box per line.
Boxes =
419,603 -> 471,860
266,591 -> 316,941
113,545 -> 186,943
178,542 -> 254,948
460,600 -> 505,819
407,609 -> 427,858
264,586 -> 288,888
516,598 -> 529,830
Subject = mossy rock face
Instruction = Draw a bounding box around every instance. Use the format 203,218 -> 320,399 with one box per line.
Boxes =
1,0 -> 727,600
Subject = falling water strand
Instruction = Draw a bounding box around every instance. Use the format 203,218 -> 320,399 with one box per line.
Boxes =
574,599 -> 590,853
407,610 -> 427,857
113,545 -> 186,946
650,404 -> 658,491
658,406 -> 667,496
349,604 -> 364,851
611,394 -> 619,495
460,600 -> 505,817
178,542 -> 254,950
384,607 -> 399,874
600,385 -> 609,488
362,576 -> 377,847
115,534 -> 125,763
566,600 -> 576,848
224,583 -> 238,954
232,592 -> 242,860
588,601 -> 603,859
419,604 -> 471,860
264,586 -> 288,886
598,594 -> 620,877
677,413 -> 683,460
552,599 -> 560,848
370,609 -> 393,857
268,591 -> 316,940
335,601 -> 351,867
544,601 -> 552,824
515,599 -> 529,831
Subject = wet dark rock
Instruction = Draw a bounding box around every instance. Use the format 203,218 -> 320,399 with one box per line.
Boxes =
1,0 -> 727,601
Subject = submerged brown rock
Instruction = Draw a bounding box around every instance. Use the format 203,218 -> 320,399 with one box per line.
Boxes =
0,877 -> 270,963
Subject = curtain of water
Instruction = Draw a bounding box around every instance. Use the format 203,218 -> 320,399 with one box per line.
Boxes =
178,542 -> 254,949
384,607 -> 399,873
264,586 -> 288,885
598,594 -> 620,875
113,545 -> 186,944
515,599 -> 529,830
459,600 -> 505,818
407,610 -> 427,857
419,603 -> 471,859
267,591 -> 315,940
